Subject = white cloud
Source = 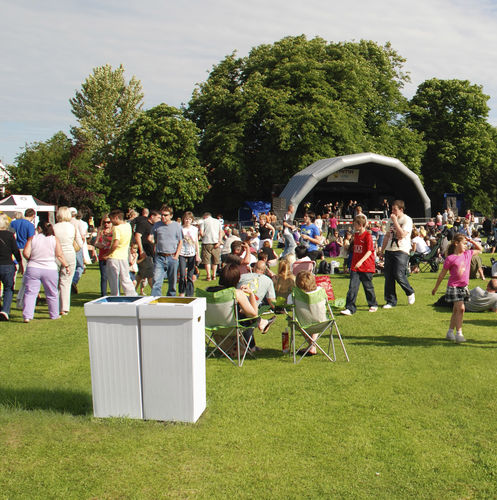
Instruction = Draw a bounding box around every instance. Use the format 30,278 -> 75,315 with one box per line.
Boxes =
2,0 -> 497,164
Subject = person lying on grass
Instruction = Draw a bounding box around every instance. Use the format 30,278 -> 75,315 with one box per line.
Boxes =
432,234 -> 483,344
433,278 -> 497,313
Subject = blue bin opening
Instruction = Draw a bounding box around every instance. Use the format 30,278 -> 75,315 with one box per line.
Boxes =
95,296 -> 144,303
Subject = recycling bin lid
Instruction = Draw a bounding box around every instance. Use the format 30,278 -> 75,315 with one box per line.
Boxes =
84,296 -> 157,318
138,296 -> 206,320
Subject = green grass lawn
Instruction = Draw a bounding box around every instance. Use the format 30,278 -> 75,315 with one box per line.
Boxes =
1,255 -> 497,499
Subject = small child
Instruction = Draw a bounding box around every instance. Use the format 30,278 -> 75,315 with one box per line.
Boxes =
135,249 -> 149,295
287,270 -> 326,356
432,233 -> 483,343
340,215 -> 378,315
129,243 -> 139,287
339,231 -> 353,273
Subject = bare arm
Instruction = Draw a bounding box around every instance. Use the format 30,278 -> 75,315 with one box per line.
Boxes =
134,231 -> 145,257
390,214 -> 409,239
173,239 -> 182,260
195,237 -> 201,263
236,287 -> 258,318
107,236 -> 120,256
467,238 -> 483,253
217,228 -> 224,248
380,232 -> 390,254
432,268 -> 448,295
95,229 -> 106,249
354,250 -> 372,271
23,237 -> 33,260
240,242 -> 251,266
55,238 -> 69,268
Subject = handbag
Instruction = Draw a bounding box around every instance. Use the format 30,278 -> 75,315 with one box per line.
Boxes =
73,236 -> 81,252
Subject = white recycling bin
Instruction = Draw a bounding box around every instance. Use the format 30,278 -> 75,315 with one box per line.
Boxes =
84,295 -> 156,419
137,297 -> 207,423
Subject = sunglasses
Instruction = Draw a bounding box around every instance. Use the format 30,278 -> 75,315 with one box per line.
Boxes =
161,213 -> 171,217
104,220 -> 111,224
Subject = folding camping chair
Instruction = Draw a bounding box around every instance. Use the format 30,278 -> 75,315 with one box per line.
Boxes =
410,237 -> 443,273
196,287 -> 257,367
288,286 -> 349,364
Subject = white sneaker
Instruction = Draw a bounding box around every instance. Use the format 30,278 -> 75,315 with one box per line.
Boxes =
455,332 -> 466,343
340,309 -> 352,316
368,306 -> 378,312
407,293 -> 415,305
446,330 -> 455,341
383,304 -> 393,309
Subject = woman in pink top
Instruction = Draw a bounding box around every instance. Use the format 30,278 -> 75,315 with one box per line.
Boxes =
432,234 -> 482,343
22,222 -> 69,323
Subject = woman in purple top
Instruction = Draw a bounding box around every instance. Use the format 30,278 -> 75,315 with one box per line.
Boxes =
22,222 -> 69,323
432,234 -> 482,343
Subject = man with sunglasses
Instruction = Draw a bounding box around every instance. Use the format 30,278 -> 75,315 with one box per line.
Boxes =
149,205 -> 183,296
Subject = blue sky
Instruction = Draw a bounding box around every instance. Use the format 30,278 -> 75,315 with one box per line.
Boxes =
2,0 -> 497,166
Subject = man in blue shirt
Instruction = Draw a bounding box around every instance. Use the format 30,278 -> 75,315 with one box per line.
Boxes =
10,209 -> 36,254
10,208 -> 36,308
149,205 -> 183,296
300,211 -> 322,261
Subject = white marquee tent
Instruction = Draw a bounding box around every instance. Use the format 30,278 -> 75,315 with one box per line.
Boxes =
0,194 -> 56,223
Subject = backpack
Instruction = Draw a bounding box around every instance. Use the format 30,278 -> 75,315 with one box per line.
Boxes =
317,260 -> 332,275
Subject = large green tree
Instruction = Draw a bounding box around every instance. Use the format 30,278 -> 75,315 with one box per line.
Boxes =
70,64 -> 144,164
8,132 -> 109,213
107,104 -> 209,211
187,35 -> 424,213
409,78 -> 497,213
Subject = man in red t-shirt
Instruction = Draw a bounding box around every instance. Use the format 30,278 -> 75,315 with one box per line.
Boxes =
341,214 -> 378,315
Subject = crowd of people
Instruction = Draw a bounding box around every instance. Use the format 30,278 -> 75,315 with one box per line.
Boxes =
1,200 -> 496,352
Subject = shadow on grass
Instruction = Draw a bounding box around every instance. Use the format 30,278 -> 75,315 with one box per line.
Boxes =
463,317 -> 497,328
70,292 -> 101,307
0,387 -> 92,415
346,334 -> 497,348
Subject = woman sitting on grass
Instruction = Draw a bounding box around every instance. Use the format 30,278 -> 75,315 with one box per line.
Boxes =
432,233 -> 483,343
259,240 -> 278,267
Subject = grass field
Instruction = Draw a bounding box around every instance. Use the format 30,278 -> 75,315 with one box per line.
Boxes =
1,254 -> 497,499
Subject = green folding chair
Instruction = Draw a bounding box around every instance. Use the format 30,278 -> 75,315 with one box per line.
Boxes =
196,287 -> 256,367
289,286 -> 349,364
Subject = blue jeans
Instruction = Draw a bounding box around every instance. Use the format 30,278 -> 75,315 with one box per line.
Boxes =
345,271 -> 377,314
383,251 -> 414,306
0,264 -> 16,315
72,249 -> 84,285
151,254 -> 179,296
99,260 -> 108,296
281,232 -> 297,258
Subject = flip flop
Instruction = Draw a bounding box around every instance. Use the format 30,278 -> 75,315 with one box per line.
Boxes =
262,316 -> 276,334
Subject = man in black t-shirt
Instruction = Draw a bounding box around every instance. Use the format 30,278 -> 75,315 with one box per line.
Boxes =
134,210 -> 160,294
